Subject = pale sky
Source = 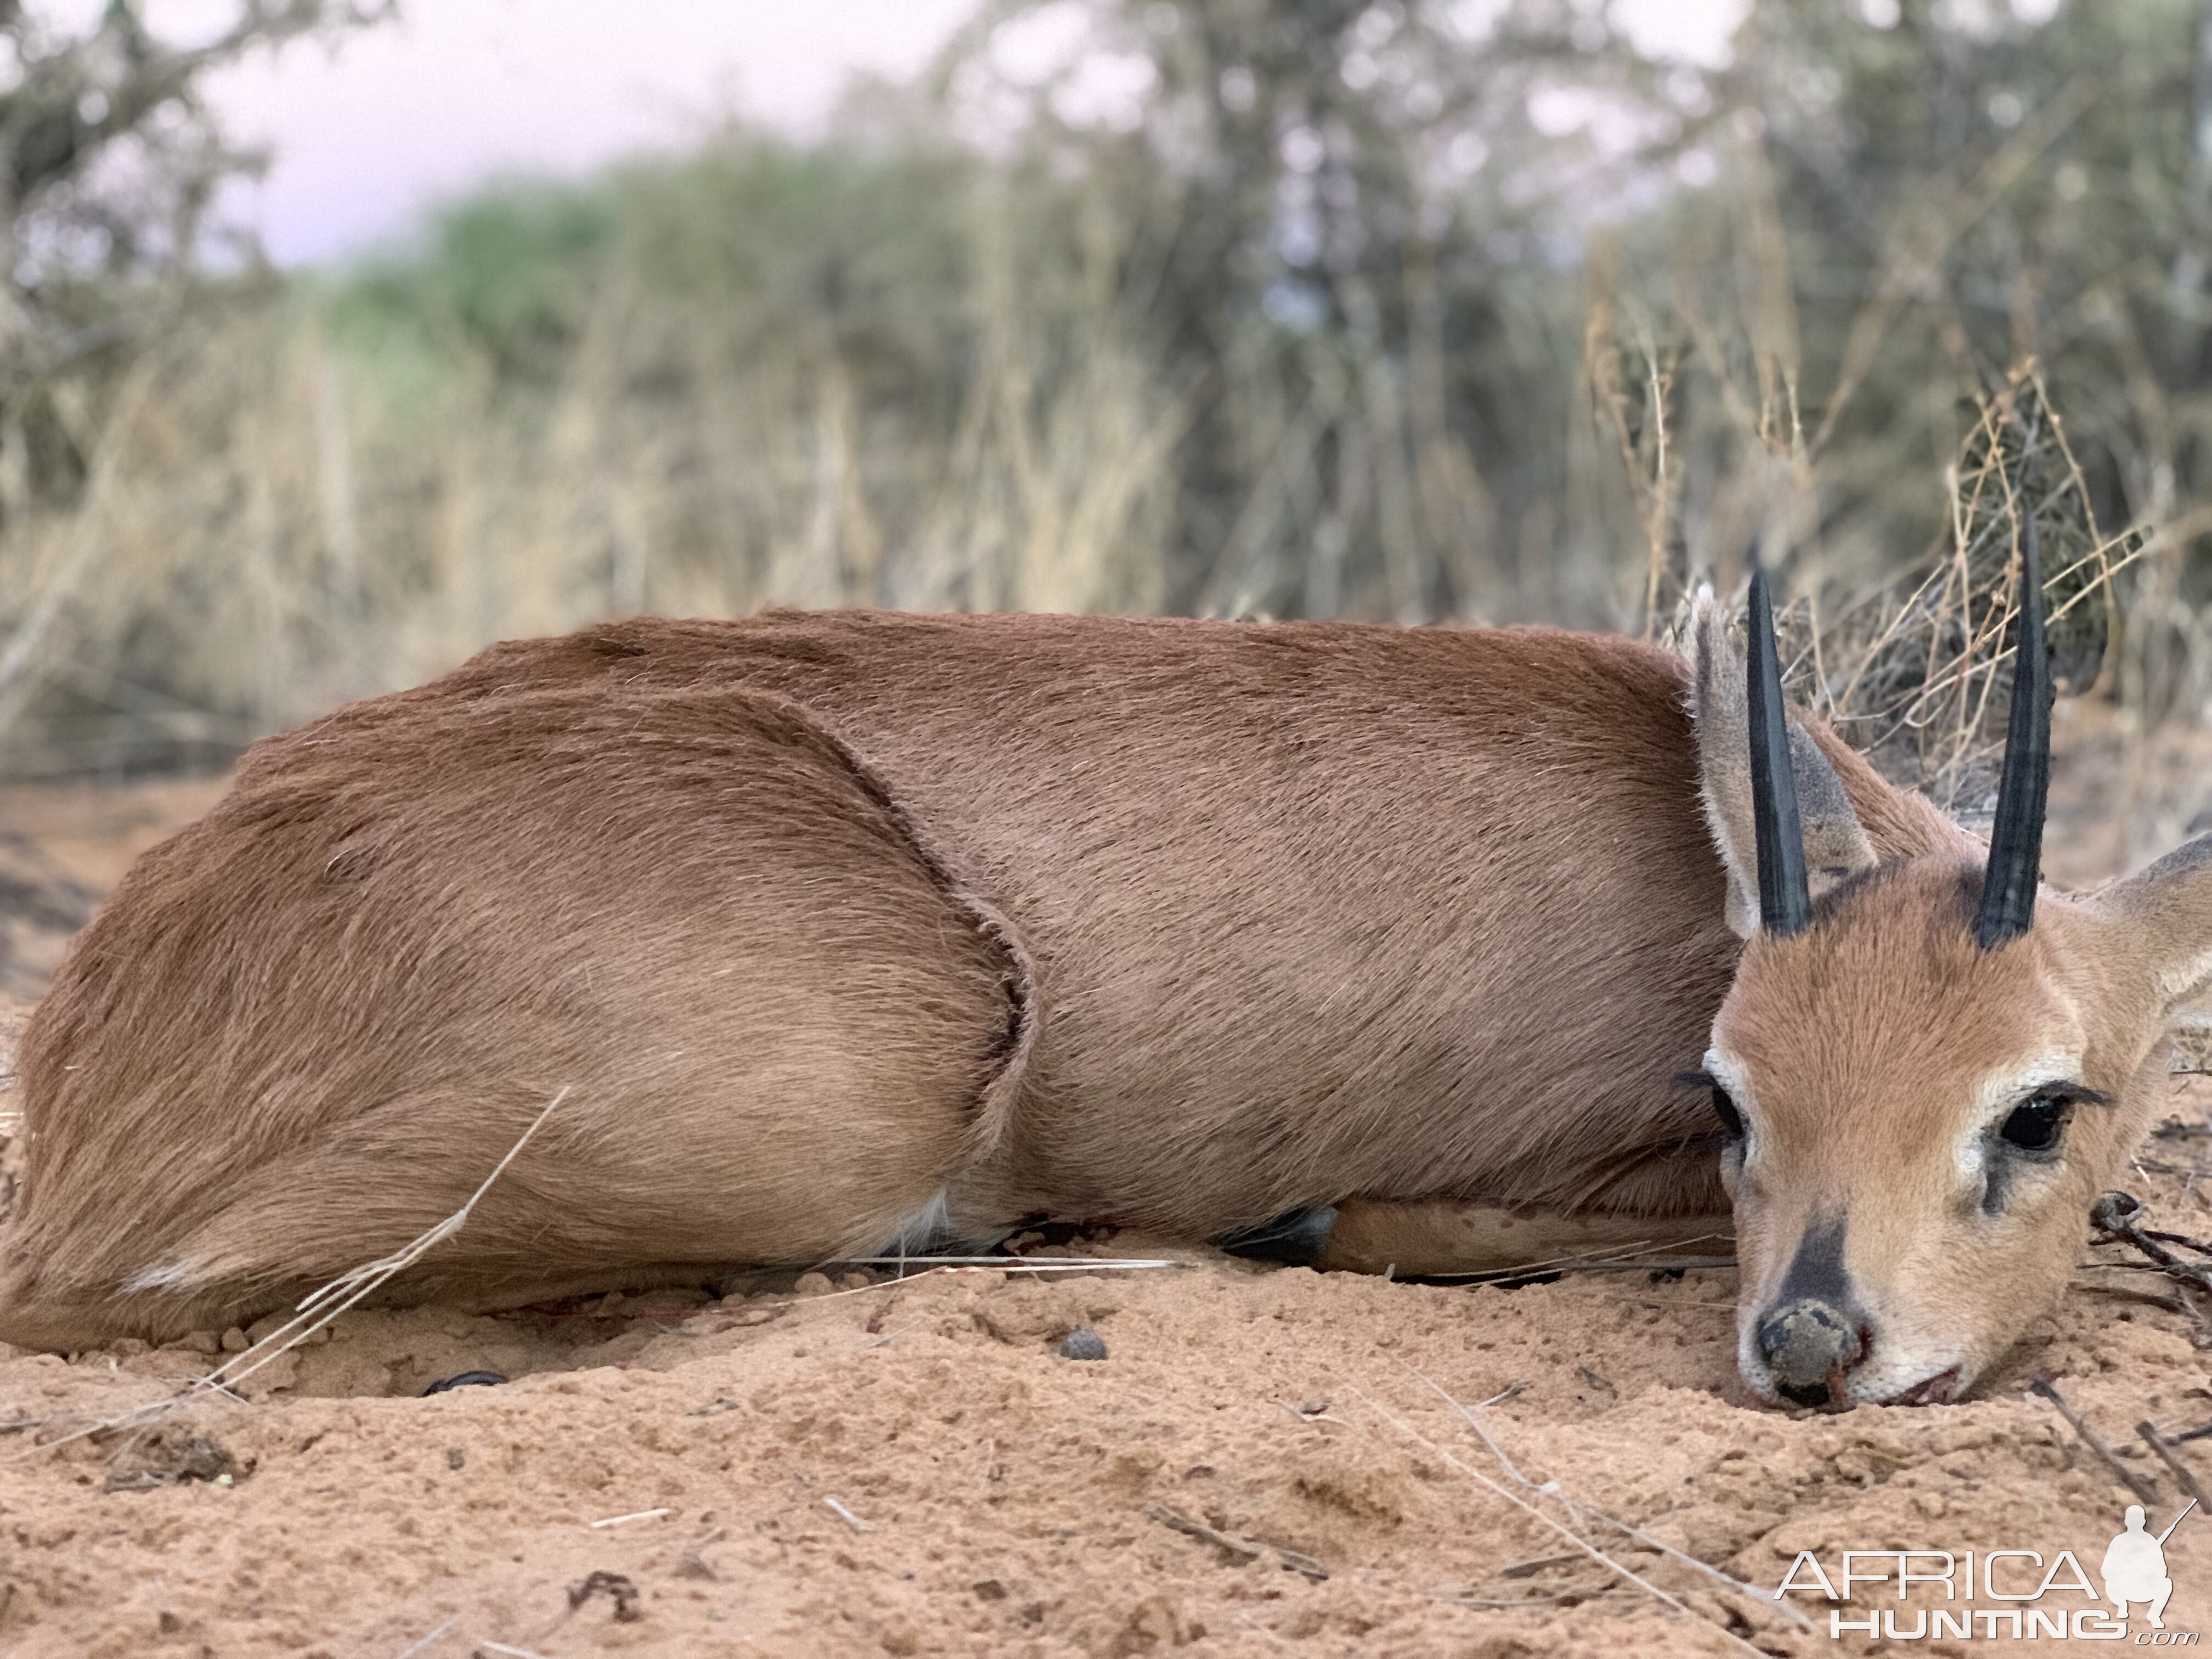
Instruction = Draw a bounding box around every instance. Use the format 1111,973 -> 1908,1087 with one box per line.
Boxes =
148,0 -> 1745,267
203,0 -> 980,264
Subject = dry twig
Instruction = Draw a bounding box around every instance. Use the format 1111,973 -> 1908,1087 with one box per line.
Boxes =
1147,1503 -> 1328,1582
2137,1421 -> 2212,1511
2029,1376 -> 2159,1504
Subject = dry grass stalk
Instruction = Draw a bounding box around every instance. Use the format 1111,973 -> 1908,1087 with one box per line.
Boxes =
1819,363 -> 2127,810
19,1085 -> 569,1459
830,1255 -> 1184,1272
1392,1363 -> 1813,1631
1585,278 -> 1682,639
390,1617 -> 456,1659
586,1508 -> 673,1529
1412,1233 -> 1734,1283
1351,1388 -> 1784,1657
1640,357 -> 2141,818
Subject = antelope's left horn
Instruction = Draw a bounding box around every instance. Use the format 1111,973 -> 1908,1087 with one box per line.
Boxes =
1975,516 -> 2051,950
1747,560 -> 1811,937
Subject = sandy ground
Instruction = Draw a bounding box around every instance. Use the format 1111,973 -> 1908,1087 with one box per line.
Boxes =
4,1132 -> 2212,1659
2,728 -> 2212,1658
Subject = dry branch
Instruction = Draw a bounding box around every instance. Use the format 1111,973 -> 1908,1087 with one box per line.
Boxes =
1146,1503 -> 1328,1582
2029,1376 -> 2159,1505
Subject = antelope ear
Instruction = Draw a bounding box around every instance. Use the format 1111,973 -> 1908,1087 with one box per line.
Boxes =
2093,835 -> 2212,1011
1688,588 -> 1878,939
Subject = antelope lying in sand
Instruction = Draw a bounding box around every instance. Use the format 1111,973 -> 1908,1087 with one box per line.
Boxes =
1,539 -> 2205,1412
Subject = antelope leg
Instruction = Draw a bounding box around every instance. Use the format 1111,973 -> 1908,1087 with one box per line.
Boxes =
1311,1199 -> 1733,1278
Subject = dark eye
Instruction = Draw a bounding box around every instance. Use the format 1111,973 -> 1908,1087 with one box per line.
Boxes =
1711,1087 -> 1745,1140
1999,1092 -> 2073,1153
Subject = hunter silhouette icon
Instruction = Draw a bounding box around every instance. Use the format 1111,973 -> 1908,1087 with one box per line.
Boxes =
2103,1498 -> 2196,1628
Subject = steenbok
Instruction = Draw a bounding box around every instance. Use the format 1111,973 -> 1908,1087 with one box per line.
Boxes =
1,535 -> 2200,1409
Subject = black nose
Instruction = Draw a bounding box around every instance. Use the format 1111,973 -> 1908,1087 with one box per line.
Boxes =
1757,1298 -> 1866,1408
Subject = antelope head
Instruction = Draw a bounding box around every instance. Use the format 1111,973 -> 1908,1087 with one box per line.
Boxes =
1691,540 -> 2212,1409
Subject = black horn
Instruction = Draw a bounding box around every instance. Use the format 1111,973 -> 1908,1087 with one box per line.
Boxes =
1975,516 -> 2051,949
1747,561 -> 1812,936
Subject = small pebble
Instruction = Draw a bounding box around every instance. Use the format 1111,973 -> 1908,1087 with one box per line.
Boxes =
219,1327 -> 249,1353
1058,1329 -> 1108,1362
793,1272 -> 836,1296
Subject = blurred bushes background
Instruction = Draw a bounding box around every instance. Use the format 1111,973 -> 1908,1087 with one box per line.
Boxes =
3,0 -> 2211,866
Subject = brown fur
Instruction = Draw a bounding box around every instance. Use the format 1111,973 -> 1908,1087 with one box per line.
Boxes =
0,679 -> 1024,1347
449,613 -> 1752,1237
2,607 -> 2207,1401
442,612 -> 1961,1235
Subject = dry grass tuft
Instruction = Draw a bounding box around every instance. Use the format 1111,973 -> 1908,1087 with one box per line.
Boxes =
1815,364 -> 2136,815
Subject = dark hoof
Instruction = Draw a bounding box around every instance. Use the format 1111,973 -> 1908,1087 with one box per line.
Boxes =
1215,1206 -> 1339,1266
420,1369 -> 508,1396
